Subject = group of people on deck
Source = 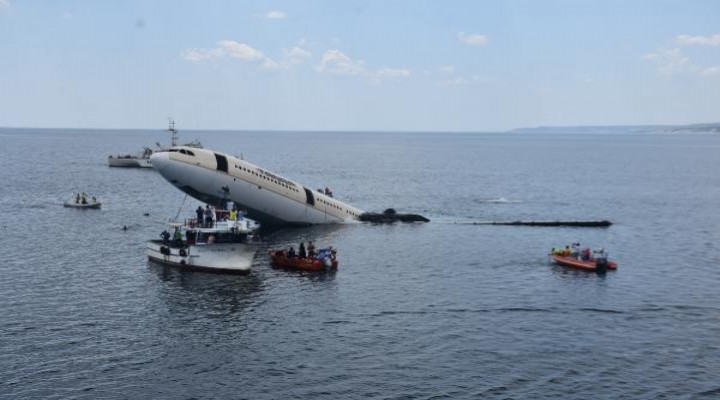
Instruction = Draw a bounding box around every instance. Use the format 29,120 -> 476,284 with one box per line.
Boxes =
551,242 -> 607,261
194,203 -> 245,228
284,241 -> 335,260
159,227 -> 183,246
316,187 -> 333,198
74,192 -> 96,205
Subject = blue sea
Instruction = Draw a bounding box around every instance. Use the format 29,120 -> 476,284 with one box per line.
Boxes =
1,128 -> 719,399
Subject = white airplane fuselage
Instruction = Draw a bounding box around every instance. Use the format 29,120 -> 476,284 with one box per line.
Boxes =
151,147 -> 364,226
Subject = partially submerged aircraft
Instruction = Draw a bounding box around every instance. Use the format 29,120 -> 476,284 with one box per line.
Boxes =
151,147 -> 365,226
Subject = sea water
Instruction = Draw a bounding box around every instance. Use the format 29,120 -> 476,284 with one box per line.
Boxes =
1,129 -> 719,399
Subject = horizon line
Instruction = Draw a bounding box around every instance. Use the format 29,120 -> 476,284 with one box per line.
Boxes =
0,126 -> 505,134
1,121 -> 718,133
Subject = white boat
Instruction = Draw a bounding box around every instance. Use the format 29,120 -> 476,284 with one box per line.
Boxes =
108,147 -> 154,168
64,193 -> 101,209
108,120 -> 202,168
146,212 -> 260,274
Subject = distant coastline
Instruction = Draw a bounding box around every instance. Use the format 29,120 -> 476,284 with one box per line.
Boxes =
508,123 -> 720,134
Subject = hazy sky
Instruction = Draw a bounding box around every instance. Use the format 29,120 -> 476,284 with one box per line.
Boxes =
1,0 -> 718,131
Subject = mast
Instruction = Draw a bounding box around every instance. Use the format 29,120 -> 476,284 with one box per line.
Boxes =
167,118 -> 178,147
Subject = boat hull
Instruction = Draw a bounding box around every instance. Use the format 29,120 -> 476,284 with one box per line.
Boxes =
146,240 -> 256,274
551,255 -> 617,271
269,251 -> 338,271
108,156 -> 153,168
64,202 -> 101,209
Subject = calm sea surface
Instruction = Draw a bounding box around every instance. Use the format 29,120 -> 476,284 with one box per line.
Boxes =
1,129 -> 719,399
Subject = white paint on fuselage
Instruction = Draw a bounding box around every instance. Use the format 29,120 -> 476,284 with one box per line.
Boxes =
151,147 -> 364,225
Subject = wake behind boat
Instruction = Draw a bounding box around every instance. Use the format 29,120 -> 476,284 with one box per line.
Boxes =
146,207 -> 260,274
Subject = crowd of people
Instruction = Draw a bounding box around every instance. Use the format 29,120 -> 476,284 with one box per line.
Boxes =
194,204 -> 245,228
282,241 -> 336,261
551,242 -> 607,261
159,227 -> 184,246
316,187 -> 333,198
74,192 -> 96,205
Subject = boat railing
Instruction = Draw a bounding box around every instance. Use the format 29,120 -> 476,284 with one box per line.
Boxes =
180,216 -> 254,232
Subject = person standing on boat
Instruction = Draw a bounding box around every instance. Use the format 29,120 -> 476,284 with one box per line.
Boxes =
160,230 -> 171,244
173,227 -> 183,246
582,247 -> 591,261
204,205 -> 213,228
571,242 -> 580,258
299,242 -> 307,259
75,193 -> 80,204
288,246 -> 296,258
307,241 -> 316,258
229,208 -> 237,221
196,206 -> 204,227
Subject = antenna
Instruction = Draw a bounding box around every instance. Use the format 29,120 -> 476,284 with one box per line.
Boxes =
167,118 -> 178,147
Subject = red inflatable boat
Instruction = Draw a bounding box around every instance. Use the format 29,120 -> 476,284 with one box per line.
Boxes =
551,255 -> 617,271
269,250 -> 338,271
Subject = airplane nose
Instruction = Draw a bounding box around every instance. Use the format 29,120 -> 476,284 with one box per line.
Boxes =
150,151 -> 169,171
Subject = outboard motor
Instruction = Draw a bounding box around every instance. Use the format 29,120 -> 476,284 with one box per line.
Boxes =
595,257 -> 608,273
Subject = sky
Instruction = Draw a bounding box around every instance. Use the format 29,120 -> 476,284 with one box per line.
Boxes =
0,0 -> 719,132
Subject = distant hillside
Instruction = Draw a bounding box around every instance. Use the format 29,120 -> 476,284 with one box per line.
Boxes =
508,123 -> 720,134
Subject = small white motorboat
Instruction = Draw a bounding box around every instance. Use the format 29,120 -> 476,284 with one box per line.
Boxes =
64,193 -> 101,209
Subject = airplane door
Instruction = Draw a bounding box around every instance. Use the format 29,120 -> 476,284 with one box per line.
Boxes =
214,153 -> 228,173
303,187 -> 315,206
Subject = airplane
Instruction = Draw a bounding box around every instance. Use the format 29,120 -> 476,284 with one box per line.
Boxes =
150,146 -> 365,226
